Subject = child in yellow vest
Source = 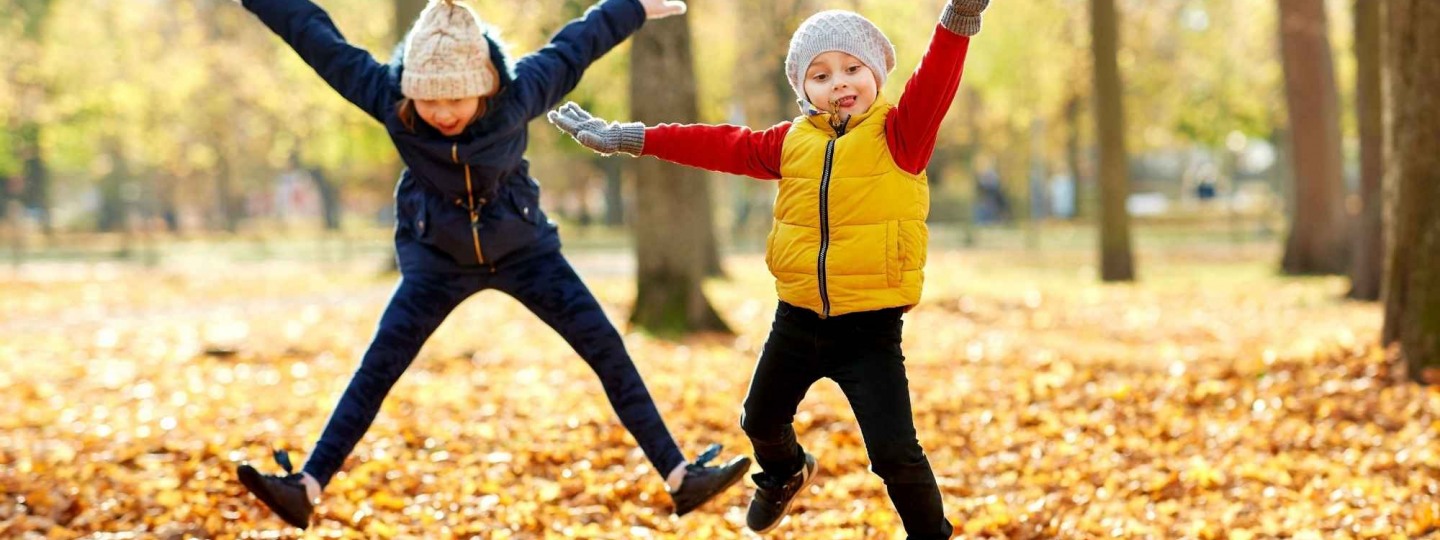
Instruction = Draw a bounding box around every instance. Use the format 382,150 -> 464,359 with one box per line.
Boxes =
551,1 -> 987,536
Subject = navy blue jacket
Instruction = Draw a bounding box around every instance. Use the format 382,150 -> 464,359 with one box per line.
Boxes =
242,0 -> 647,272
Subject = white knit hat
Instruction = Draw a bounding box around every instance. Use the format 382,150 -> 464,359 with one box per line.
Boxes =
401,0 -> 495,100
784,10 -> 896,113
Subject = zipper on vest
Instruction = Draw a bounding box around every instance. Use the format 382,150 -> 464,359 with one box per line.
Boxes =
453,143 -> 490,269
817,138 -> 837,318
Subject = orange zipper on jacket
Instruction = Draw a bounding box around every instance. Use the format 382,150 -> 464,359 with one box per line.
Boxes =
453,143 -> 486,266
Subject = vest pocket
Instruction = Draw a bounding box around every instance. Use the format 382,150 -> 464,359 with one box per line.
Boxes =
765,223 -> 778,274
886,220 -> 901,287
898,220 -> 929,271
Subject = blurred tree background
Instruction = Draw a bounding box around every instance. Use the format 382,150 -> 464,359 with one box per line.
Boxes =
0,0 -> 1299,246
3,0 -> 1433,369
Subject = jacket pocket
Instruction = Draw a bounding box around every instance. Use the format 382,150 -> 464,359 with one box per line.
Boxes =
411,196 -> 430,240
416,195 -> 485,265
507,177 -> 543,225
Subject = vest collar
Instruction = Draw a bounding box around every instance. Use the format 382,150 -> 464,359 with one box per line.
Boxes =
802,93 -> 892,138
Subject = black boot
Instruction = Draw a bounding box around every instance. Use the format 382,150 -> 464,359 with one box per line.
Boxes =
746,452 -> 818,533
236,450 -> 314,529
669,444 -> 753,516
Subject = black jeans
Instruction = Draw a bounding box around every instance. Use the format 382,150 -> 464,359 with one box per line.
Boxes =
301,250 -> 687,486
741,301 -> 952,540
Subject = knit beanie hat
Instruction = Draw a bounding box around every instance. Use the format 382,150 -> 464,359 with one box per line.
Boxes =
784,10 -> 897,113
402,0 -> 495,100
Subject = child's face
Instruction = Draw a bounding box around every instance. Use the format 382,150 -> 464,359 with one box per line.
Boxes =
803,51 -> 878,118
414,97 -> 481,136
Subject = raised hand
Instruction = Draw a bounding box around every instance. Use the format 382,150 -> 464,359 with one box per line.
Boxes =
639,0 -> 687,20
942,0 -> 990,36
547,102 -> 647,156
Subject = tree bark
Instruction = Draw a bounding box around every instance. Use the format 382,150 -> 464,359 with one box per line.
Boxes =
1091,0 -> 1136,282
628,9 -> 729,336
1277,0 -> 1350,275
1348,0 -> 1384,300
1382,0 -> 1440,384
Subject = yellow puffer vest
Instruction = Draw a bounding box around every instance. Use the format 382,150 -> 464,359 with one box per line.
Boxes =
766,95 -> 929,317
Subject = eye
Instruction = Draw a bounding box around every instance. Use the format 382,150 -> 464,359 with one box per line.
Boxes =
812,73 -> 828,82
846,65 -> 861,74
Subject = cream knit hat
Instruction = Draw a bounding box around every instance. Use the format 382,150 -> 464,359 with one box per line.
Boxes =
401,0 -> 495,100
784,10 -> 896,113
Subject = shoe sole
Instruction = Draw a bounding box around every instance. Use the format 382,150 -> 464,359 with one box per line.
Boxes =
751,458 -> 819,534
675,456 -> 753,517
237,464 -> 311,529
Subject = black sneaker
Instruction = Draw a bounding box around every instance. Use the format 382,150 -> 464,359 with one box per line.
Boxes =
746,452 -> 818,533
236,450 -> 314,529
670,444 -> 753,516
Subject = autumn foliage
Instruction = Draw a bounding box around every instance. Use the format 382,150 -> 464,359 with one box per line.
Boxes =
1,249 -> 1437,539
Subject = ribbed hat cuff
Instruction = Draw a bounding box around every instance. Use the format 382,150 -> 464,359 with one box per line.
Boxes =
401,70 -> 493,100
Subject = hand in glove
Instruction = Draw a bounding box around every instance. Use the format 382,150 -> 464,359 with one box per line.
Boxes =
941,0 -> 990,36
547,102 -> 646,157
640,0 -> 687,20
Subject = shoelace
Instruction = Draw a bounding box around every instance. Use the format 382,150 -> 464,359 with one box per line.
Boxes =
273,449 -> 295,475
689,443 -> 724,469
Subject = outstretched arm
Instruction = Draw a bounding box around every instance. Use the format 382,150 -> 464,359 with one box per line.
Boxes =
548,102 -> 788,180
240,0 -> 398,122
512,0 -> 687,120
887,0 -> 988,175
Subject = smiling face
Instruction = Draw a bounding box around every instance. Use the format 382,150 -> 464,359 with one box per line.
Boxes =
802,51 -> 879,117
413,97 -> 482,136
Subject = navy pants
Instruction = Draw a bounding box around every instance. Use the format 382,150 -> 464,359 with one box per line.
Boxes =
301,250 -> 687,486
741,302 -> 952,540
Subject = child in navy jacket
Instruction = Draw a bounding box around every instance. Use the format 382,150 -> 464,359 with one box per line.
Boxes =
231,0 -> 749,529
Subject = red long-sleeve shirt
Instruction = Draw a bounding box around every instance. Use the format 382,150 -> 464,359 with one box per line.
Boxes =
641,24 -> 971,178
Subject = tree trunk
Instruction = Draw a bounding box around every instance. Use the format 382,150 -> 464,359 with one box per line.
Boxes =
16,0 -> 53,236
307,167 -> 343,231
394,0 -> 426,42
1091,0 -> 1136,282
628,9 -> 729,336
1382,0 -> 1440,384
1065,93 -> 1085,221
98,142 -> 129,233
214,149 -> 243,234
1278,0 -> 1350,275
1348,0 -> 1384,300
596,157 -> 625,227
16,122 -> 51,236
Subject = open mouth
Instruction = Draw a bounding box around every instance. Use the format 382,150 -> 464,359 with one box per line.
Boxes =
834,96 -> 857,108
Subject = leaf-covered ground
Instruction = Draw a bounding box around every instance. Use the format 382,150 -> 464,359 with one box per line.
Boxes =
1,247 -> 1437,539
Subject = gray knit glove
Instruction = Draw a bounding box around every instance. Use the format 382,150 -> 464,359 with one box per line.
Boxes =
547,102 -> 646,157
941,0 -> 989,36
